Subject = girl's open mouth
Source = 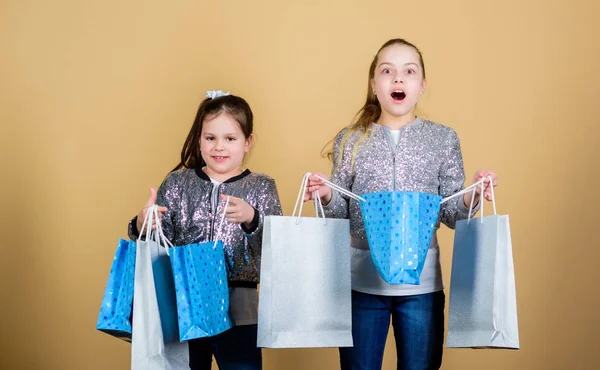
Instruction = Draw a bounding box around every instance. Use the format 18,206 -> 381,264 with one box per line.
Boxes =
391,90 -> 406,102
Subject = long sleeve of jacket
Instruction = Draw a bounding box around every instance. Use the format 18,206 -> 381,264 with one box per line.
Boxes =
243,176 -> 283,256
323,128 -> 354,219
438,129 -> 480,229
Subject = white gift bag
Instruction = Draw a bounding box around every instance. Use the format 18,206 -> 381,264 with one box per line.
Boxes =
131,205 -> 190,369
446,179 -> 519,349
257,174 -> 363,348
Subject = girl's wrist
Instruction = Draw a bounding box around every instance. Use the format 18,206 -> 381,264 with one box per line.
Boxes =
463,192 -> 480,208
322,192 -> 333,206
241,207 -> 259,233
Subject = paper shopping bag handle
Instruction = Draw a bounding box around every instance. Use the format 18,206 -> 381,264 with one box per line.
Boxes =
440,176 -> 497,223
292,172 -> 366,217
292,172 -> 366,225
212,196 -> 231,249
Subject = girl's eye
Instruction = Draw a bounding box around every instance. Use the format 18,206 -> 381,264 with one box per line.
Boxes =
205,136 -> 215,141
226,137 -> 236,142
406,69 -> 415,75
382,68 -> 392,74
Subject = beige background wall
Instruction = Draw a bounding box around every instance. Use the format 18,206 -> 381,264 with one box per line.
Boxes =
1,0 -> 599,369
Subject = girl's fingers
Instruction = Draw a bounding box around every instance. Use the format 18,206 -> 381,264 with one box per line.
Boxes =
226,213 -> 242,223
221,194 -> 241,204
145,188 -> 158,207
470,171 -> 498,202
307,185 -> 320,193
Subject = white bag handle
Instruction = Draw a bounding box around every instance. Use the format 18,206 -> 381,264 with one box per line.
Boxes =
213,196 -> 231,248
142,197 -> 231,255
466,175 -> 497,223
292,173 -> 324,225
153,205 -> 174,254
292,172 -> 365,225
440,176 -> 497,224
292,173 -> 311,217
137,204 -> 175,255
138,204 -> 156,243
314,188 -> 326,220
312,174 -> 366,202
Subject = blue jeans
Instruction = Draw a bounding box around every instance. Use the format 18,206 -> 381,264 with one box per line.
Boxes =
339,290 -> 445,370
189,324 -> 262,370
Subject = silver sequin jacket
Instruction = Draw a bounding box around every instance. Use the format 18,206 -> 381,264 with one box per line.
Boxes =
128,168 -> 282,284
324,117 -> 477,241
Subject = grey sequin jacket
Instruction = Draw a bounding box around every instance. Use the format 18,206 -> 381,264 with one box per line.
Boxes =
324,117 -> 477,242
128,168 -> 282,285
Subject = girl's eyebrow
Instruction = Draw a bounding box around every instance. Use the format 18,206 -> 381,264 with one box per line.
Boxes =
377,62 -> 419,68
203,132 -> 239,136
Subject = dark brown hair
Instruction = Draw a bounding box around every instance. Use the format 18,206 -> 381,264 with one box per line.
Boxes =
172,94 -> 253,171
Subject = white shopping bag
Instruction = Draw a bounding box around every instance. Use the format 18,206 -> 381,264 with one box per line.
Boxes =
257,174 -> 362,348
131,205 -> 191,369
446,179 -> 519,349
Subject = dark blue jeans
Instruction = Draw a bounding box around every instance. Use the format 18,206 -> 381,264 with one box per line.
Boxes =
339,290 -> 445,370
189,324 -> 261,370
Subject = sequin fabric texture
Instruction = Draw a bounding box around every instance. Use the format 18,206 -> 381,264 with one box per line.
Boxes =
128,169 -> 282,284
324,117 -> 478,239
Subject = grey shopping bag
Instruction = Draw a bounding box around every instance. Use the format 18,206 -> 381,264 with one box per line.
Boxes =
257,173 -> 360,348
131,206 -> 190,370
446,181 -> 519,349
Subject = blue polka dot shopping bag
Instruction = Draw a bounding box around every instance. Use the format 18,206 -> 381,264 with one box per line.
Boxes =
360,191 -> 442,285
96,239 -> 136,341
169,197 -> 233,341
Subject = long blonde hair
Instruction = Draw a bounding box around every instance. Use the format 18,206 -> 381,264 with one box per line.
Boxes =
323,39 -> 426,170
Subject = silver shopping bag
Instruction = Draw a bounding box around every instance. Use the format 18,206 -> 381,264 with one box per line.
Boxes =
446,181 -> 519,349
131,206 -> 190,370
257,174 -> 361,348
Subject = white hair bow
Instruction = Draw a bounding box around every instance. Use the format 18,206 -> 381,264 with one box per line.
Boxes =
205,90 -> 230,99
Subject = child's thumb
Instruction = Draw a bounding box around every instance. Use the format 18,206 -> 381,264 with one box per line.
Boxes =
220,194 -> 235,203
146,188 -> 157,206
